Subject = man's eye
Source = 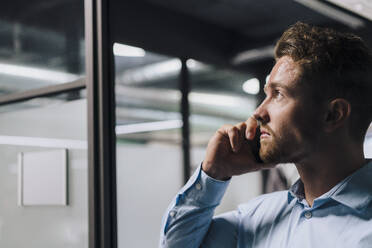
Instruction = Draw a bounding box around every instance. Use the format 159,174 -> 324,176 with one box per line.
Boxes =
273,90 -> 284,100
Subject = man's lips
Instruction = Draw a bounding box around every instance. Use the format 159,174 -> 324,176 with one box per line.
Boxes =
260,129 -> 271,139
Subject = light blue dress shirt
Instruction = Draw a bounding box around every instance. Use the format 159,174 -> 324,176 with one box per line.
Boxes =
160,160 -> 372,247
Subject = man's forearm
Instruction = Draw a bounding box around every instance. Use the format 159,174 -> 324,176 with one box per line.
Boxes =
160,165 -> 230,247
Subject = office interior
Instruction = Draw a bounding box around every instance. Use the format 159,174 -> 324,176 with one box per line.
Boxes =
0,0 -> 371,247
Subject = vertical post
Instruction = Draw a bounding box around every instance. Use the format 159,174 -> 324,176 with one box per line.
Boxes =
85,0 -> 117,247
180,58 -> 191,184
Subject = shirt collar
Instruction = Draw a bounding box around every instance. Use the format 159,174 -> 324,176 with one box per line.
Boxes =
288,179 -> 305,204
288,160 -> 372,211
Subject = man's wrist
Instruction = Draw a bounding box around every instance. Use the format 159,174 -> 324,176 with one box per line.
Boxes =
202,161 -> 231,181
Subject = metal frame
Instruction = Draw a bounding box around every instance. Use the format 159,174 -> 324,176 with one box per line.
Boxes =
85,0 -> 117,247
180,58 -> 191,183
0,79 -> 85,106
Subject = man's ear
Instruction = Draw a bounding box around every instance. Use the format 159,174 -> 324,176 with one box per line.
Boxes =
324,98 -> 351,132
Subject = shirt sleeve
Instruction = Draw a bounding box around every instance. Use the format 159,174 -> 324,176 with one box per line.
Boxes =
159,164 -> 239,248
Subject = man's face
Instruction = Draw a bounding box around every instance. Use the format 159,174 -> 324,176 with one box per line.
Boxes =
254,56 -> 322,163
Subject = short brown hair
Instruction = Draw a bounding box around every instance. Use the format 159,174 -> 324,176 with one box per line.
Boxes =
275,22 -> 372,141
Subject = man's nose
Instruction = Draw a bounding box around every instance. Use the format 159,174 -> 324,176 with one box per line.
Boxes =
253,100 -> 270,124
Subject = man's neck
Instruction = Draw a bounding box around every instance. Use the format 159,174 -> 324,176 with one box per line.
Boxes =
294,147 -> 366,207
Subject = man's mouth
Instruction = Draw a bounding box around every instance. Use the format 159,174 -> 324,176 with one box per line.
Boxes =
260,129 -> 271,139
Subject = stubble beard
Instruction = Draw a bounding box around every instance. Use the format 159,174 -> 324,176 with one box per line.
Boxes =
259,131 -> 311,164
259,136 -> 283,163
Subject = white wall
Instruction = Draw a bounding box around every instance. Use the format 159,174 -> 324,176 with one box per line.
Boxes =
0,99 -> 88,248
116,143 -> 183,248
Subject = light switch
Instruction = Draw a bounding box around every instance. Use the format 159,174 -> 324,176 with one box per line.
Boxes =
18,149 -> 68,206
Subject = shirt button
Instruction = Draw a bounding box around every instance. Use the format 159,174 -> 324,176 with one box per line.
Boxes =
304,211 -> 312,219
169,211 -> 176,217
195,183 -> 202,190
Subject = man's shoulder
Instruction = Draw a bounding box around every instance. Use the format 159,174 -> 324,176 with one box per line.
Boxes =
237,190 -> 290,217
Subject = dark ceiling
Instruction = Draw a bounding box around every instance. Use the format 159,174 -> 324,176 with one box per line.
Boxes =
111,0 -> 372,72
0,0 -> 371,84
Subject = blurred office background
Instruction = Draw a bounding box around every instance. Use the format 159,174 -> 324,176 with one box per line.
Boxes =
0,0 -> 371,247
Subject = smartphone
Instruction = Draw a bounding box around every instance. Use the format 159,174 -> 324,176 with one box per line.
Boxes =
252,127 -> 263,163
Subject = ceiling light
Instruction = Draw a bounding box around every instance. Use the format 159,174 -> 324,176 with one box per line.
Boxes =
113,43 -> 146,57
242,78 -> 260,95
326,0 -> 372,21
119,59 -> 181,85
266,75 -> 270,83
190,92 -> 245,107
186,59 -> 197,68
232,46 -> 274,65
0,63 -> 80,84
295,0 -> 364,29
118,59 -> 210,85
186,59 -> 206,70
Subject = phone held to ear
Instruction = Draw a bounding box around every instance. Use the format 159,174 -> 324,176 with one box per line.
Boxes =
252,127 -> 263,163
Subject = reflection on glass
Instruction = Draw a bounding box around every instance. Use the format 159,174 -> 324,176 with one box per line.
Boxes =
0,91 -> 87,247
0,90 -> 85,114
0,1 -> 84,95
114,45 -> 183,248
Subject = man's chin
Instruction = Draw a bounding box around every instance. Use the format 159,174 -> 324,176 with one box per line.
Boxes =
259,154 -> 280,164
259,145 -> 281,164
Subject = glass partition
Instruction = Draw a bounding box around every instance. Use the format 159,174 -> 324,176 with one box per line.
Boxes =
0,0 -> 84,95
114,44 -> 183,247
0,90 -> 88,247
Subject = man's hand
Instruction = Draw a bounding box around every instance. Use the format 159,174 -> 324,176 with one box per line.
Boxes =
202,117 -> 275,180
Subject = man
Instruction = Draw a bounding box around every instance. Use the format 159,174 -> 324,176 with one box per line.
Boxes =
160,22 -> 372,247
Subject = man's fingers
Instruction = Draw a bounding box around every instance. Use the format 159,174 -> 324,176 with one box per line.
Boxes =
234,122 -> 247,152
217,125 -> 235,152
227,126 -> 241,152
245,116 -> 258,140
218,123 -> 246,153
